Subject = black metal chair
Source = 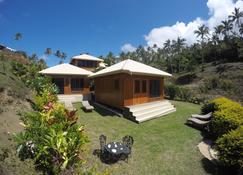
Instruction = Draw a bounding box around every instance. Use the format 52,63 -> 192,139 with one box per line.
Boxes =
99,134 -> 107,154
122,135 -> 134,161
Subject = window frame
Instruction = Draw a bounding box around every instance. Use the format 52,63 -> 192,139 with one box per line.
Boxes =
114,79 -> 120,90
149,79 -> 161,98
134,80 -> 140,93
71,78 -> 84,91
142,80 -> 147,93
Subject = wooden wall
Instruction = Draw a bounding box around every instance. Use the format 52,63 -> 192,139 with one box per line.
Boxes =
94,73 -> 165,109
49,75 -> 90,95
94,74 -> 125,108
123,75 -> 164,106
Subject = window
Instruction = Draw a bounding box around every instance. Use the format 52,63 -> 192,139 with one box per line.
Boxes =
77,60 -> 98,68
142,80 -> 147,93
71,78 -> 84,91
134,80 -> 140,93
150,80 -> 160,97
114,79 -> 119,90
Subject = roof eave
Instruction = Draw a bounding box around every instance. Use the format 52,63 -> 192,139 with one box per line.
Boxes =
39,72 -> 90,76
89,70 -> 172,78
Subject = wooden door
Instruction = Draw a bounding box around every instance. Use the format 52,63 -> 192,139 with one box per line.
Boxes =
133,79 -> 148,105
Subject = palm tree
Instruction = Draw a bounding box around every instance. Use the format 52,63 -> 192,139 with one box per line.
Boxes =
194,25 -> 209,71
163,39 -> 173,73
221,20 -> 233,39
172,37 -> 186,72
106,52 -> 115,66
229,7 -> 243,27
239,23 -> 243,36
60,52 -> 67,63
119,51 -> 126,61
214,25 -> 223,38
15,33 -> 22,40
194,25 -> 209,43
55,50 -> 62,58
45,48 -> 52,56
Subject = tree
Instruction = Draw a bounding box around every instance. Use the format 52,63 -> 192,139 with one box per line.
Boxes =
55,50 -> 62,58
171,37 -> 186,73
229,7 -> 243,27
119,51 -> 126,61
15,33 -> 22,40
194,25 -> 209,71
44,48 -> 52,56
221,20 -> 233,40
60,52 -> 67,63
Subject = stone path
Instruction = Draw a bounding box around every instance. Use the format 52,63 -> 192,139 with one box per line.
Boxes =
197,139 -> 218,162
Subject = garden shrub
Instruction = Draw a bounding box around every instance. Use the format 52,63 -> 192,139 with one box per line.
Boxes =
201,97 -> 238,114
165,84 -> 203,103
34,89 -> 58,111
164,84 -> 179,100
15,88 -> 89,174
177,87 -> 193,101
216,126 -> 243,169
202,97 -> 243,138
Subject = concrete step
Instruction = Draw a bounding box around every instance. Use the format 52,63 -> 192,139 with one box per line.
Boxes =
132,103 -> 174,116
136,108 -> 176,123
128,100 -> 171,113
64,101 -> 75,110
135,105 -> 175,119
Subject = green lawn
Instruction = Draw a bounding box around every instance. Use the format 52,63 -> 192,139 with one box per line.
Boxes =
74,101 -> 217,175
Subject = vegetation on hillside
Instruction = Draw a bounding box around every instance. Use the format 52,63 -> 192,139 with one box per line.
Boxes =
102,8 -> 243,102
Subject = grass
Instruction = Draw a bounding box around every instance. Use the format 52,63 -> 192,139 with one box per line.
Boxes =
74,101 -> 218,175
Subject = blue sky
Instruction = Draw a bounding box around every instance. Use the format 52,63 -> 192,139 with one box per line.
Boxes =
0,0 -> 241,66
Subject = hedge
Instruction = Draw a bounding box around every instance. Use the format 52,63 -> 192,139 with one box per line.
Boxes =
216,126 -> 243,168
201,97 -> 243,138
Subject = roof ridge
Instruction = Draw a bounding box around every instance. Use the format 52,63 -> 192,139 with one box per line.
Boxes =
121,59 -> 129,70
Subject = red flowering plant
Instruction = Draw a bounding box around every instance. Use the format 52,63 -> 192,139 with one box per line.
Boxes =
15,87 -> 89,174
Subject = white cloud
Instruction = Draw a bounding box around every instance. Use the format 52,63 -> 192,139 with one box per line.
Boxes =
121,43 -> 136,53
145,0 -> 243,47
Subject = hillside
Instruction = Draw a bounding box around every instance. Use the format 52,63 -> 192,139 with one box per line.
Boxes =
0,51 -> 37,175
170,62 -> 243,102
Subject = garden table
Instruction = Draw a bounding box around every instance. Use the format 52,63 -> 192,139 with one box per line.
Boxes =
104,141 -> 130,155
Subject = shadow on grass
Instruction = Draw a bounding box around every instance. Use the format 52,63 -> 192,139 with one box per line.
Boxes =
93,149 -> 128,165
201,158 -> 242,175
94,106 -> 120,118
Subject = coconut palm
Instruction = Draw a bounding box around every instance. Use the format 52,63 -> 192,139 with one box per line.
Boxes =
228,7 -> 243,27
55,50 -> 62,58
194,25 -> 209,43
163,39 -> 173,73
60,52 -> 67,63
45,48 -> 52,56
221,20 -> 233,39
194,25 -> 209,71
15,33 -> 22,40
172,37 -> 186,72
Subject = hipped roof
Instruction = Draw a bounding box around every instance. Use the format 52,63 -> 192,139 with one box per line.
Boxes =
70,54 -> 103,62
89,59 -> 171,78
39,63 -> 93,76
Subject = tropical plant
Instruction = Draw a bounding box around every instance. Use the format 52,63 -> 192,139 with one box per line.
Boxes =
15,88 -> 88,174
45,48 -> 52,56
15,32 -> 22,40
229,7 -> 243,27
194,24 -> 209,71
